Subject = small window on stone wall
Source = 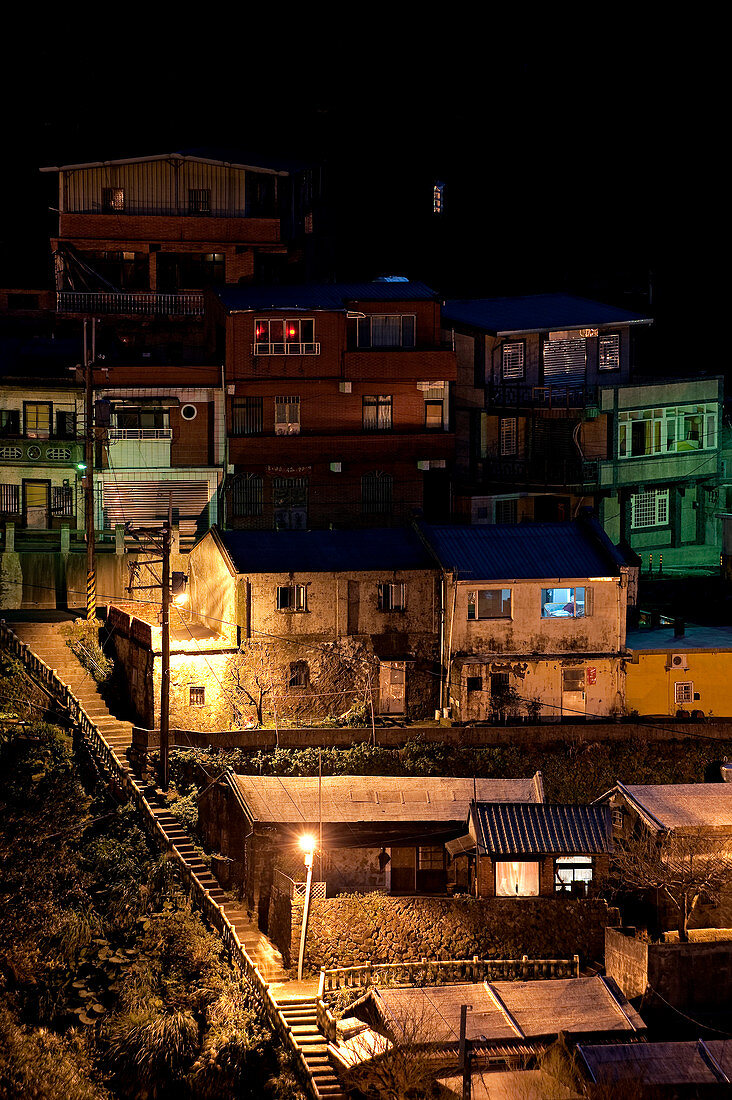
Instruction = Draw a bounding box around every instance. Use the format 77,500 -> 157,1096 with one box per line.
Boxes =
289,661 -> 309,688
189,686 -> 205,706
466,676 -> 482,692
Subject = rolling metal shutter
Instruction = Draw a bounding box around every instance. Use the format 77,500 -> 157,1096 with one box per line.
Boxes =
102,479 -> 211,540
542,336 -> 586,381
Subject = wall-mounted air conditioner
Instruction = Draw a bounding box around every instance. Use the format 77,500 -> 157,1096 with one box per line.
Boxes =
670,653 -> 689,670
330,462 -> 342,473
339,382 -> 352,394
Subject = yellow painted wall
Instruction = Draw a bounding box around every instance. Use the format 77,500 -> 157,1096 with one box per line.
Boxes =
626,651 -> 732,717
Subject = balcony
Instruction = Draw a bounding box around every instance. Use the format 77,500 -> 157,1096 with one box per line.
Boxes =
481,456 -> 599,488
57,212 -> 282,244
57,291 -> 205,317
0,439 -> 84,465
229,430 -> 455,466
344,348 -> 457,383
253,342 -> 320,356
106,428 -> 172,469
487,382 -> 597,410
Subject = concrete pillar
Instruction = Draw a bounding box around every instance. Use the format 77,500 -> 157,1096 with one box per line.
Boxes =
0,524 -> 22,608
115,523 -> 125,555
60,524 -> 71,555
4,522 -> 14,553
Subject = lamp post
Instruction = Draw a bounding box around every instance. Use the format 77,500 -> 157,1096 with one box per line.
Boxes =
297,834 -> 316,982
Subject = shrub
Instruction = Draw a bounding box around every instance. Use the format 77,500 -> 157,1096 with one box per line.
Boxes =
61,620 -> 113,683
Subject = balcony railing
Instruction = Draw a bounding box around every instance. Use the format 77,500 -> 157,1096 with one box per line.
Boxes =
481,456 -> 599,487
0,439 -> 83,464
253,342 -> 320,356
487,382 -> 598,410
107,428 -> 173,441
57,291 -> 205,316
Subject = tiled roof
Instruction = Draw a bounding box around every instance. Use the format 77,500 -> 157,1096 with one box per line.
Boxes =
472,802 -> 612,855
442,293 -> 652,335
614,783 -> 732,832
577,1041 -> 732,1086
214,526 -> 436,574
420,517 -> 626,581
215,280 -> 438,312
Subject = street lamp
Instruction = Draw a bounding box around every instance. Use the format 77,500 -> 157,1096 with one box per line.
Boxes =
297,834 -> 316,982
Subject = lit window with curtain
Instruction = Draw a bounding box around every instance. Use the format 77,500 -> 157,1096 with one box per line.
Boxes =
357,315 -> 416,348
494,861 -> 540,896
363,395 -> 392,431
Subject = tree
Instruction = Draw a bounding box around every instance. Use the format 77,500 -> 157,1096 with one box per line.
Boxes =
611,826 -> 732,941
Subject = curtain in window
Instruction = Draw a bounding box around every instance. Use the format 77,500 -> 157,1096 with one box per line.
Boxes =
371,316 -> 401,346
495,861 -> 539,896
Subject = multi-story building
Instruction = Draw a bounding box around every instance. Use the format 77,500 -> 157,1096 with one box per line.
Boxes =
213,280 -> 456,529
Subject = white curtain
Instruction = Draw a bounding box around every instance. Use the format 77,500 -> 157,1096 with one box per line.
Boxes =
495,860 -> 540,896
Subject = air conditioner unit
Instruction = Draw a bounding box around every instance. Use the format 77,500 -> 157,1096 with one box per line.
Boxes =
417,460 -> 430,471
330,461 -> 342,473
671,653 -> 689,669
339,382 -> 352,394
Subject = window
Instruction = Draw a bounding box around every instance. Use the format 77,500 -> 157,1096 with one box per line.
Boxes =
675,681 -> 693,705
433,182 -> 445,214
555,855 -> 593,895
55,411 -> 76,439
424,401 -> 444,430
631,489 -> 669,529
598,333 -> 620,371
378,582 -> 406,611
189,686 -> 205,706
0,484 -> 20,512
467,589 -> 511,620
495,861 -> 540,896
254,319 -> 317,354
490,672 -> 509,696
466,675 -> 482,692
231,397 -> 263,436
102,187 -> 125,212
418,845 -> 444,870
180,404 -> 197,421
114,406 -> 169,431
542,336 -> 587,380
618,404 -> 717,459
495,498 -> 518,524
502,342 -> 525,380
24,403 -> 52,439
274,396 -> 300,435
277,584 -> 307,611
541,587 -> 591,618
273,477 -> 308,529
611,809 -> 624,829
362,471 -> 393,515
363,395 -> 393,431
357,315 -> 416,348
500,417 -> 517,456
51,486 -> 74,516
232,474 -> 263,517
188,188 -> 210,213
289,661 -> 309,688
0,410 -> 20,437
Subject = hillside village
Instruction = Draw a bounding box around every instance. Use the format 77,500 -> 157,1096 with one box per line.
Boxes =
2,145 -> 732,1098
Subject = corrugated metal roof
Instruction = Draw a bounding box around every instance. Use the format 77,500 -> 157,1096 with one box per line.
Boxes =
215,280 -> 438,312
215,526 -> 436,574
472,802 -> 612,854
577,1041 -> 732,1086
230,775 -> 543,824
40,147 -> 306,175
420,518 -> 625,581
442,293 -> 652,335
614,783 -> 732,832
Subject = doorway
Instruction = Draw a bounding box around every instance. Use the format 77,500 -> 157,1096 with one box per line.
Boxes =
23,480 -> 49,528
561,667 -> 586,717
390,846 -> 416,893
379,661 -> 406,714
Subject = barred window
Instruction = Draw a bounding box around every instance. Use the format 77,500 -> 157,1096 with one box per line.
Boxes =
51,486 -> 74,516
500,417 -> 517,456
102,187 -> 125,212
232,474 -> 263,517
632,488 -> 669,529
0,484 -> 20,512
289,660 -> 309,688
274,396 -> 300,435
189,686 -> 205,706
675,681 -> 693,705
231,397 -> 263,436
495,498 -> 518,524
188,188 -> 211,213
598,332 -> 621,371
363,395 -> 392,431
502,342 -> 525,379
362,471 -> 393,515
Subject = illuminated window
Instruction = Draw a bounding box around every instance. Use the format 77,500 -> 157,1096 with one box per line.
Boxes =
274,396 -> 300,435
189,686 -> 205,706
277,584 -> 307,611
675,681 -> 693,705
433,182 -> 445,214
102,187 -> 125,212
500,418 -> 517,456
495,861 -> 540,896
467,589 -> 511,620
188,188 -> 210,213
425,401 -> 444,430
555,855 -> 593,894
502,342 -> 525,380
618,404 -> 717,459
24,403 -> 52,439
363,395 -> 392,431
541,588 -> 592,618
631,489 -> 669,529
598,333 -> 620,371
254,319 -> 316,354
356,315 -> 416,348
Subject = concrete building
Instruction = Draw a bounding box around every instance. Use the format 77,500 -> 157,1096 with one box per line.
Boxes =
625,621 -> 732,717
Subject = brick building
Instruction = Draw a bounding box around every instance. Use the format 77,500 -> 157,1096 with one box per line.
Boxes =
212,280 -> 456,528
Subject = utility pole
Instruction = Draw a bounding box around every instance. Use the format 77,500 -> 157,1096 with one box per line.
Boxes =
83,318 -> 97,621
160,503 -> 171,792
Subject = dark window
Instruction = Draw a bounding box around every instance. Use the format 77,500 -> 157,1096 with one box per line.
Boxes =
490,672 -> 509,696
425,401 -> 443,430
363,395 -> 393,431
0,410 -> 20,437
0,484 -> 20,512
495,498 -> 517,524
55,411 -> 76,439
189,686 -> 205,706
7,293 -> 39,310
289,660 -> 309,688
102,187 -> 125,212
188,188 -> 211,213
377,583 -> 406,611
466,676 -> 482,692
277,584 -> 307,611
114,407 -> 168,430
231,397 -> 263,436
362,471 -> 393,515
554,855 -> 593,895
467,589 -> 512,620
51,486 -> 74,516
418,845 -> 444,870
232,474 -> 263,517
273,477 -> 308,530
246,173 -> 277,217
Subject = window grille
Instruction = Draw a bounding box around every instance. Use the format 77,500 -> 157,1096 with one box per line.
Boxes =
500,417 -> 517,455
363,395 -> 393,431
362,471 -> 393,514
231,397 -> 263,436
598,332 -> 620,371
102,187 -> 125,212
51,486 -> 74,516
188,188 -> 211,213
232,474 -> 263,517
46,447 -> 72,461
542,336 -> 587,380
495,498 -> 518,524
675,681 -> 693,705
490,672 -> 510,696
189,686 -> 205,706
55,411 -> 76,439
0,484 -> 20,512
632,488 -> 669,529
502,342 -> 525,379
274,396 -> 300,435
289,661 -> 309,687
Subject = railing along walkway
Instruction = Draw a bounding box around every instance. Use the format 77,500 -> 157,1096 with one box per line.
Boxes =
0,619 -> 341,1100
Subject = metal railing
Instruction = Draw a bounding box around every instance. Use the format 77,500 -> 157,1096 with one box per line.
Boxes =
274,868 -> 327,900
253,342 -> 321,356
0,619 -> 324,1100
107,428 -> 173,441
487,382 -> 597,409
57,291 -> 205,316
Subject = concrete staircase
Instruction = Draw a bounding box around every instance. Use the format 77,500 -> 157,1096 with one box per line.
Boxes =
277,998 -> 348,1099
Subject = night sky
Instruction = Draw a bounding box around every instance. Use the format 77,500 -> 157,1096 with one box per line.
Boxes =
1,21 -> 712,369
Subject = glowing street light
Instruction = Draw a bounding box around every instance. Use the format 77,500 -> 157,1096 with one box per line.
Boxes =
297,833 -> 317,981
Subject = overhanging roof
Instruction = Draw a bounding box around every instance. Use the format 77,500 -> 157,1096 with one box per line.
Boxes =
211,525 -> 436,574
442,293 -> 652,335
604,782 -> 732,833
215,280 -> 438,312
40,147 -> 302,175
471,802 -> 612,855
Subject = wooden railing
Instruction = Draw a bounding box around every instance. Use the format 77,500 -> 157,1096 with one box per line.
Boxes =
0,619 -> 324,1100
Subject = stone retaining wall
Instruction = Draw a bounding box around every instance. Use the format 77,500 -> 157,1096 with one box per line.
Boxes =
606,927 -> 732,1008
276,894 -> 619,975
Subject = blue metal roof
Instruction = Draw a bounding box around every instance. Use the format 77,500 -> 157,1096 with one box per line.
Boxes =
419,518 -> 625,581
442,293 -> 652,335
215,281 -> 438,313
215,526 -> 436,574
472,802 -> 612,855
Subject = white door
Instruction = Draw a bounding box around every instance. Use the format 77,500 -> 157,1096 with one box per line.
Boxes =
562,667 -> 586,717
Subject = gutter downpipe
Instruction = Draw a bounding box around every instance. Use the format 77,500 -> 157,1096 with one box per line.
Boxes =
444,573 -> 458,717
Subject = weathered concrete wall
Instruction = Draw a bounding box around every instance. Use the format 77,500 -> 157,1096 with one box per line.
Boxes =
280,894 -> 620,975
187,533 -> 237,646
606,927 -> 732,1008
